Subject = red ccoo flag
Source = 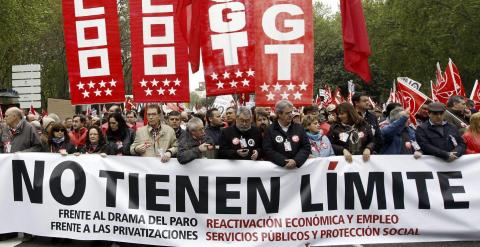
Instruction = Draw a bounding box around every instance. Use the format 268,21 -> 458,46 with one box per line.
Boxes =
470,79 -> 480,110
397,80 -> 429,125
432,61 -> 455,104
340,0 -> 372,82
445,58 -> 466,97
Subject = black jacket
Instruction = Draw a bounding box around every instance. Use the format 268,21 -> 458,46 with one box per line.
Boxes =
329,121 -> 375,155
106,128 -> 135,155
416,120 -> 466,160
363,110 -> 382,153
219,125 -> 262,160
177,131 -> 215,164
205,125 -> 222,146
263,121 -> 311,167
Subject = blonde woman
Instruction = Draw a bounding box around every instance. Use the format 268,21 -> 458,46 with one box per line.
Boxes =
463,112 -> 480,154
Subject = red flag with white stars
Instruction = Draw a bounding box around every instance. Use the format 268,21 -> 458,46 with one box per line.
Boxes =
130,0 -> 190,103
199,0 -> 256,96
254,0 -> 313,106
62,0 -> 125,105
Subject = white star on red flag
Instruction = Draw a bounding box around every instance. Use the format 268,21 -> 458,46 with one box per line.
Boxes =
157,88 -> 165,95
82,90 -> 90,98
162,78 -> 171,87
235,70 -> 243,78
169,88 -> 176,95
99,80 -> 106,88
223,71 -> 230,79
286,82 -> 295,91
151,79 -> 159,87
281,92 -> 290,100
109,79 -> 117,87
145,88 -> 152,96
241,79 -> 249,87
105,88 -> 112,96
77,82 -> 85,90
293,91 -> 302,100
230,80 -> 238,88
246,68 -> 255,77
217,81 -> 224,89
260,83 -> 270,92
174,78 -> 181,86
94,89 -> 102,96
139,79 -> 148,87
88,81 -> 95,89
299,81 -> 308,91
211,72 -> 218,80
266,92 -> 275,101
273,82 -> 282,91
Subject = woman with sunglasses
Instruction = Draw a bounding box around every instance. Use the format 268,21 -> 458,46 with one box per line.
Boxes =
44,123 -> 76,155
328,103 -> 375,163
105,113 -> 135,155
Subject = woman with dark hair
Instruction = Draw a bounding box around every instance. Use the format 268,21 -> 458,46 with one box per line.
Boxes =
106,113 -> 135,155
44,123 -> 76,155
328,103 -> 375,163
79,126 -> 114,155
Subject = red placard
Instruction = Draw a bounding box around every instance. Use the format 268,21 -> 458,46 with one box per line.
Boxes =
199,0 -> 256,96
254,0 -> 313,106
130,0 -> 190,103
62,0 -> 125,105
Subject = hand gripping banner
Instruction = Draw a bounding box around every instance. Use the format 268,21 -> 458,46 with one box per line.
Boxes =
130,0 -> 190,103
199,0 -> 256,96
254,0 -> 313,106
62,0 -> 126,105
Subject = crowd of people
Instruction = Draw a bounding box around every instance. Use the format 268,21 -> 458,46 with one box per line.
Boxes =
1,92 -> 479,168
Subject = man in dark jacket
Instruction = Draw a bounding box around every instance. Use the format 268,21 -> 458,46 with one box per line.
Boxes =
416,102 -> 466,162
219,107 -> 262,160
0,107 -> 42,153
177,117 -> 215,164
205,108 -> 223,147
353,92 -> 382,153
166,110 -> 185,139
263,100 -> 311,168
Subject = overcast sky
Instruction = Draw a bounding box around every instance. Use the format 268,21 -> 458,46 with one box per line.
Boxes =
189,0 -> 340,92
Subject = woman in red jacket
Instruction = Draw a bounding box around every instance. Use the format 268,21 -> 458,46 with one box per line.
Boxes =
463,112 -> 480,154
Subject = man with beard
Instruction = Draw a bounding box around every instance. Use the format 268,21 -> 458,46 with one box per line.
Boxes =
263,100 -> 311,168
255,109 -> 270,137
219,107 -> 262,160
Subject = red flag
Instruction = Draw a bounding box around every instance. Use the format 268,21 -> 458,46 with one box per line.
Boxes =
397,80 -> 429,125
178,0 -> 201,73
29,105 -> 38,116
334,87 -> 344,105
432,62 -> 454,104
199,0 -> 255,96
254,0 -> 314,106
62,0 -> 125,105
470,79 -> 480,110
130,0 -> 190,103
340,0 -> 372,82
445,58 -> 466,97
41,109 -> 49,118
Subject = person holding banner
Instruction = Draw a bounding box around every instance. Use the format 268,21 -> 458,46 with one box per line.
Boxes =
263,100 -> 311,169
0,107 -> 42,153
463,112 -> 480,154
416,102 -> 466,162
219,107 -> 262,160
302,115 -> 334,158
328,103 -> 375,163
78,126 -> 115,155
130,105 -> 177,162
177,117 -> 215,164
43,123 -> 76,155
352,92 -> 382,153
379,107 -> 422,158
105,113 -> 135,155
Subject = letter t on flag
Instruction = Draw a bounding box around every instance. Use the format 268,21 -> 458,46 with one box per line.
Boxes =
340,0 -> 372,82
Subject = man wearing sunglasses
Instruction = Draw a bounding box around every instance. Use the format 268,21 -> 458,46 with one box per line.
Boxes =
416,102 -> 466,162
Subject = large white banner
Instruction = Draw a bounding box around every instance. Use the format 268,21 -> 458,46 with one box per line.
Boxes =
1,153 -> 480,246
